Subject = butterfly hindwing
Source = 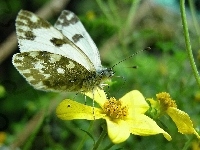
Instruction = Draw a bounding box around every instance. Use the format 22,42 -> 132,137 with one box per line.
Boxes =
12,51 -> 97,91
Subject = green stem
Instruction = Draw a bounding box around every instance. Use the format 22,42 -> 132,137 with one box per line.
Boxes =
188,0 -> 200,45
96,0 -> 114,23
180,0 -> 200,88
77,121 -> 94,150
108,0 -> 121,27
101,143 -> 114,150
93,125 -> 107,150
124,0 -> 140,36
119,0 -> 140,54
182,136 -> 193,150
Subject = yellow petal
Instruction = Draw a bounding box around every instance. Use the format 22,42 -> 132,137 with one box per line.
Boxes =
56,99 -> 106,120
84,88 -> 107,107
167,107 -> 200,139
120,90 -> 149,115
105,117 -> 130,144
128,114 -> 172,141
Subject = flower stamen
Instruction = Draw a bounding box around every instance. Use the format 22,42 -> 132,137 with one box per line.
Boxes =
156,92 -> 177,111
103,97 -> 128,119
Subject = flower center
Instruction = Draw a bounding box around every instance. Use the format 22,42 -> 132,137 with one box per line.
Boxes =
156,92 -> 177,110
103,97 -> 128,119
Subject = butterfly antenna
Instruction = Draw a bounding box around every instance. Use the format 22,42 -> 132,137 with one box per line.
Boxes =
73,92 -> 79,100
109,47 -> 150,96
111,47 -> 151,69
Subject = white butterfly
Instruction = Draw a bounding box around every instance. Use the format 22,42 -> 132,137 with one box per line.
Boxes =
12,10 -> 114,92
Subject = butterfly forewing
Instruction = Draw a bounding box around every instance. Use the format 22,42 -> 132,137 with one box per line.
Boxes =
54,10 -> 102,70
15,10 -> 94,71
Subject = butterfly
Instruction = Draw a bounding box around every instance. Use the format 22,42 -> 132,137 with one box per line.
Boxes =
12,10 -> 114,92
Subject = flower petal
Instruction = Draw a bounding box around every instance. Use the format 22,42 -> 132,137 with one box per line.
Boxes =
167,107 -> 200,139
128,114 -> 172,141
56,99 -> 105,120
84,88 -> 107,107
105,117 -> 130,144
120,90 -> 149,115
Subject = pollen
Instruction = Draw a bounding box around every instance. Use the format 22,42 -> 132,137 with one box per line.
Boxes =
156,92 -> 177,110
103,97 -> 128,119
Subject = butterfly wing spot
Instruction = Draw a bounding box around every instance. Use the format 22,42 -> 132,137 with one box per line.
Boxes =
50,37 -> 68,47
16,10 -> 51,29
66,61 -> 75,69
57,68 -> 65,74
16,26 -> 36,40
55,10 -> 79,27
34,61 -> 45,70
16,10 -> 51,41
72,34 -> 84,43
49,55 -> 62,63
24,31 -> 36,40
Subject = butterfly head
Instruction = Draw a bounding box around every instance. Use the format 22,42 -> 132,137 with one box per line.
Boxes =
95,67 -> 114,90
99,67 -> 114,79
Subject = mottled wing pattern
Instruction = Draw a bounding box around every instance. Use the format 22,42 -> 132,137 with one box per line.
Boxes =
54,10 -> 102,71
13,51 -> 96,92
15,10 -> 94,71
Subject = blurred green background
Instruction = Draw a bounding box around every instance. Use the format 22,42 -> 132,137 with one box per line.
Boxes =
0,0 -> 200,149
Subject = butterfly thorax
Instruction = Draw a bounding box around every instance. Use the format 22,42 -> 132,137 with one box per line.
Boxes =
81,68 -> 114,92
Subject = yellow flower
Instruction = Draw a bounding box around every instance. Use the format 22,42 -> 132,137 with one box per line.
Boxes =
56,89 -> 171,143
148,92 -> 200,139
